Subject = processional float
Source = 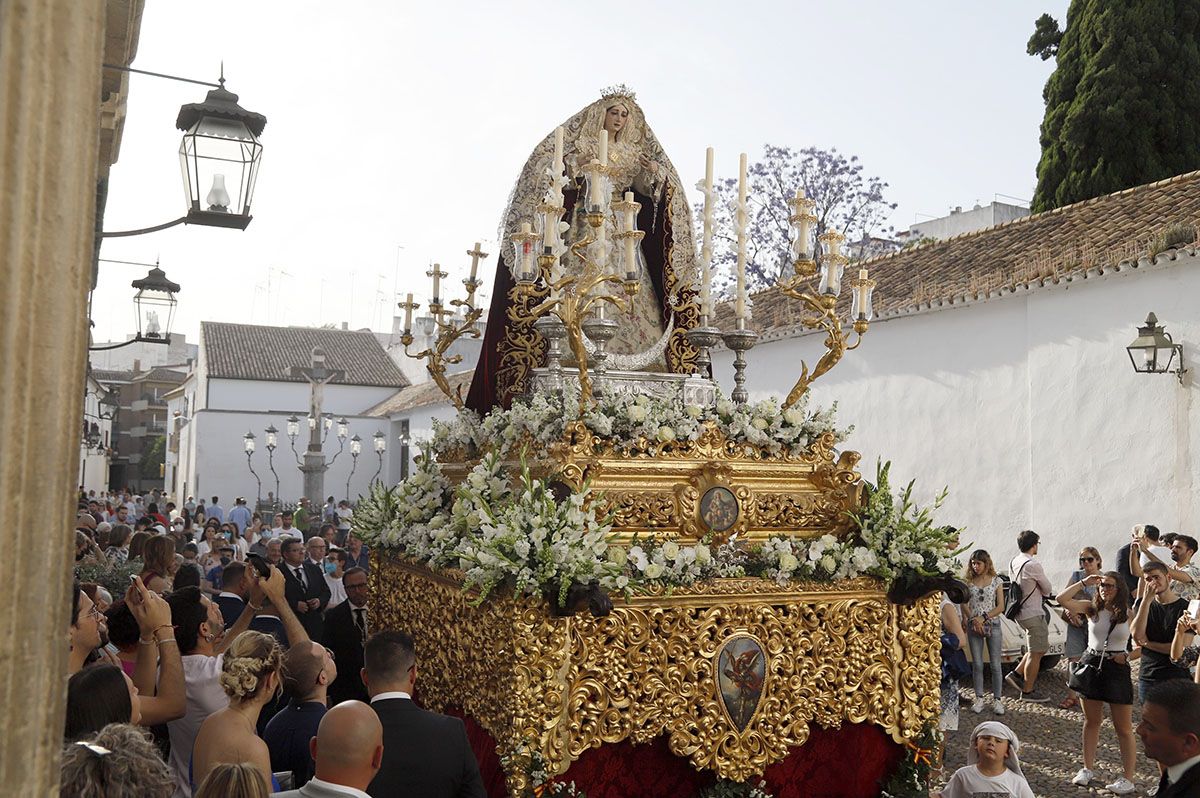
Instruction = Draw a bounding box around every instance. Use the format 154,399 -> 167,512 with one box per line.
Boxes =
360,89 -> 943,798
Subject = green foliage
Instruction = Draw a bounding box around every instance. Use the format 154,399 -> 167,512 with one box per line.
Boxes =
880,724 -> 940,798
75,557 -> 145,596
1026,13 -> 1062,60
141,435 -> 166,481
1031,0 -> 1200,212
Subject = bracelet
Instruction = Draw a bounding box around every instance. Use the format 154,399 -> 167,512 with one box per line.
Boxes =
247,602 -> 263,612
156,638 -> 178,646
139,637 -> 156,646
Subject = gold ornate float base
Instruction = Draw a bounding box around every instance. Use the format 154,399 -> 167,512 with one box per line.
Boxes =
370,554 -> 940,796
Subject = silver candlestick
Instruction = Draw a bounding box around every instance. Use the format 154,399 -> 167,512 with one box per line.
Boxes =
534,314 -> 568,392
581,313 -> 619,392
686,315 -> 722,377
721,318 -> 759,405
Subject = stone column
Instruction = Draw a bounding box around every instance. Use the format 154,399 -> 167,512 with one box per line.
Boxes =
0,2 -> 106,794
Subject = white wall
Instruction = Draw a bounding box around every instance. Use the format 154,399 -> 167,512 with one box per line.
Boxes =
179,409 -> 391,506
714,253 -> 1200,588
205,378 -> 397,415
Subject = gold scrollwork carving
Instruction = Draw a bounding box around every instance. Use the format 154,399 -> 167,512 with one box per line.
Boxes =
371,557 -> 940,795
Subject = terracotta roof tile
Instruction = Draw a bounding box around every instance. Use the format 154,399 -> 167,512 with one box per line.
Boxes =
201,322 -> 409,388
716,170 -> 1200,337
365,370 -> 474,416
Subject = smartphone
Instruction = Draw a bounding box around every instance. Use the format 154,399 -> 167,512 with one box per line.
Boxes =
247,553 -> 272,579
1188,599 -> 1200,618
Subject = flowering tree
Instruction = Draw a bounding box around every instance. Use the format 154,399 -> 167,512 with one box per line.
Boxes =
695,145 -> 897,295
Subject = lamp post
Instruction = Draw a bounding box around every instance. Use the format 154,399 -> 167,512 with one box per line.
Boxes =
1127,312 -> 1187,384
371,430 -> 387,484
243,431 -> 262,508
264,424 -> 281,507
345,434 -> 362,502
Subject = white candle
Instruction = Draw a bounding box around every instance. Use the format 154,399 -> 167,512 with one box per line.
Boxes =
431,263 -> 442,302
553,126 -> 564,174
622,192 -> 637,279
588,158 -> 602,208
469,242 -> 481,282
519,222 -> 534,279
598,129 -> 608,167
542,207 -> 555,250
701,147 -> 714,317
735,153 -> 748,321
403,293 -> 414,333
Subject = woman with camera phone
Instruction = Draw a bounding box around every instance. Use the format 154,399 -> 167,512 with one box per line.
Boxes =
1056,572 -> 1137,794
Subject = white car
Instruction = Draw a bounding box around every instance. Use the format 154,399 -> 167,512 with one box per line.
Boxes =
960,577 -> 1067,674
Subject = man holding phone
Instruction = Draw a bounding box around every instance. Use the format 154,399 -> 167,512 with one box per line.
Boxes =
1140,535 -> 1200,603
1133,562 -> 1192,705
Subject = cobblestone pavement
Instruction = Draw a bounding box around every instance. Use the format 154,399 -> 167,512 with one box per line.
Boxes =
940,662 -> 1160,797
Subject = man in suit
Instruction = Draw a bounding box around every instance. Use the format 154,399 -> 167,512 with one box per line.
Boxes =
1139,680 -> 1200,798
213,561 -> 250,626
321,567 -> 369,704
275,700 -> 384,798
362,630 -> 485,798
280,537 -> 332,640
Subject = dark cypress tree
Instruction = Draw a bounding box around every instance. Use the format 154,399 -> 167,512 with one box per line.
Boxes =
1030,0 -> 1200,212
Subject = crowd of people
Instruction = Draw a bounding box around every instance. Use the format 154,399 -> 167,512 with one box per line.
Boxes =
66,488 -> 486,798
938,525 -> 1200,796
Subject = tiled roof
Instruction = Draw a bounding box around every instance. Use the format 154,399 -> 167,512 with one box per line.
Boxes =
717,170 -> 1200,338
92,369 -> 135,383
365,370 -> 474,416
134,367 -> 188,384
201,322 -> 409,388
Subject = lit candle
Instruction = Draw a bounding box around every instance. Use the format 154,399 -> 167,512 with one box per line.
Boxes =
403,293 -> 414,333
701,147 -> 714,317
735,152 -> 748,321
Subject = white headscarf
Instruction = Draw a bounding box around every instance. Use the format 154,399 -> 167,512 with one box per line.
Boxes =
966,721 -> 1024,778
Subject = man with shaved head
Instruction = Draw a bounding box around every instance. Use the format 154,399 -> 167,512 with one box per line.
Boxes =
274,700 -> 383,798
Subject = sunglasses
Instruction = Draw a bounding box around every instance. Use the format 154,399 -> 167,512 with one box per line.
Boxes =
1079,557 -> 1096,563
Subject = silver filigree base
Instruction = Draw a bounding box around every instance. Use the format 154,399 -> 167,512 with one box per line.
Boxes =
686,324 -> 722,377
721,327 -> 759,405
534,315 -> 568,392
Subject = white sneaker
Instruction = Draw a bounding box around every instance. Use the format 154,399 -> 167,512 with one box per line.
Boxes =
971,698 -> 985,713
1071,768 -> 1095,786
993,700 -> 1005,715
1105,777 -> 1136,794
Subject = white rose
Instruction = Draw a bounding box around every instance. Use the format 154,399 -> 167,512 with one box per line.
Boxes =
662,541 -> 681,560
694,544 -> 712,565
716,400 -> 735,417
751,417 -> 769,431
644,563 -> 665,579
820,554 -> 837,573
607,545 -> 628,567
782,408 -> 804,426
627,406 -> 649,423
778,552 -> 799,572
685,405 -> 703,418
656,426 -> 676,443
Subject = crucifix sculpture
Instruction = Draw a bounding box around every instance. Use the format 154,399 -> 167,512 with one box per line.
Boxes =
290,347 -> 345,516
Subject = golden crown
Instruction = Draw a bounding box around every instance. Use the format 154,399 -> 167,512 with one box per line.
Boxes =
600,84 -> 637,102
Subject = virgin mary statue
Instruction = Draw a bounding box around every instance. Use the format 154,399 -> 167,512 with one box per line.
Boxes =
466,87 -> 700,412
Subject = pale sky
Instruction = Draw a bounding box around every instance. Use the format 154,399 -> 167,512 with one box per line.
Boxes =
93,0 -> 1068,345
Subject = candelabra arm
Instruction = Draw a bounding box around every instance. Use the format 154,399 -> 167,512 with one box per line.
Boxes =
402,305 -> 483,410
778,283 -> 850,410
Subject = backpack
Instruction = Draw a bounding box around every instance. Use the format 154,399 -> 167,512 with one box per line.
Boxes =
1004,560 -> 1032,621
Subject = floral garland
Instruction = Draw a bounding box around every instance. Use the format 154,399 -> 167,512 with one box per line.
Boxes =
429,386 -> 850,462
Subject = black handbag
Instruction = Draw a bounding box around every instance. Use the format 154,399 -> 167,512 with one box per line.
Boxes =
1068,622 -> 1114,696
1005,561 -> 1031,621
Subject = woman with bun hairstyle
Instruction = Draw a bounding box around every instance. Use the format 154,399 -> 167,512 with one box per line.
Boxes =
190,630 -> 284,792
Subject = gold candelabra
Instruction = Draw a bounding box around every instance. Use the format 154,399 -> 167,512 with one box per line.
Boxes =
508,196 -> 640,416
400,258 -> 487,410
777,193 -> 877,410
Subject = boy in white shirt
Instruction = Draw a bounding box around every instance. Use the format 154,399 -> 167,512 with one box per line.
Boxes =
938,721 -> 1034,798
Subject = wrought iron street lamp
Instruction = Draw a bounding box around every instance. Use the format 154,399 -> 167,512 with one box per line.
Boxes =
345,434 -> 362,502
243,431 -> 262,507
1127,312 -> 1187,384
371,430 -> 387,484
264,424 -> 281,505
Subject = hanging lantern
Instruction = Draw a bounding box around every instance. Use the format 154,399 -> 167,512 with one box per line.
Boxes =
131,265 -> 180,343
176,75 -> 267,230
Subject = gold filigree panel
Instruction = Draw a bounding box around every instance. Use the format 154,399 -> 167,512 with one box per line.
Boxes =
372,558 -> 940,794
